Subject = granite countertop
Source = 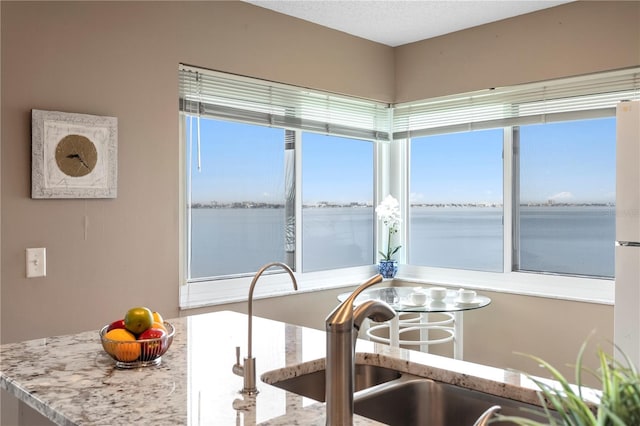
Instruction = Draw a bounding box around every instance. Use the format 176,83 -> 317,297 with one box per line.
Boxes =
1,310 -> 544,425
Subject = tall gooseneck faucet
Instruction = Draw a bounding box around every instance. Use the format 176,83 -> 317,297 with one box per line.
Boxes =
325,274 -> 396,425
233,262 -> 298,395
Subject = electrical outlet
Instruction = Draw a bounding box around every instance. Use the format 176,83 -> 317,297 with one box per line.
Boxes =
26,248 -> 46,278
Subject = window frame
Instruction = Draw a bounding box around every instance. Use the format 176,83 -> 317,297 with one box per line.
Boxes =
399,118 -> 614,307
512,117 -> 617,278
300,132 -> 377,273
406,127 -> 506,273
179,118 -> 385,310
179,67 -> 639,310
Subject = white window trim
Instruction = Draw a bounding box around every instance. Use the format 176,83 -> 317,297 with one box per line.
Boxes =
179,121 -> 384,310
397,265 -> 613,305
179,265 -> 380,309
179,265 -> 613,310
180,127 -> 613,310
178,68 -> 636,311
393,123 -> 613,308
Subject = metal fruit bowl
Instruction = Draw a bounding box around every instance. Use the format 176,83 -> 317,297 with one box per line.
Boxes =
99,321 -> 175,369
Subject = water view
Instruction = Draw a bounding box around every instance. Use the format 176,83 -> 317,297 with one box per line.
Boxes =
189,205 -> 615,279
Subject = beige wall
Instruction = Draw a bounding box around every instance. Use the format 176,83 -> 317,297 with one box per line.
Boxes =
395,1 -> 640,102
1,1 -> 638,421
0,1 -> 393,345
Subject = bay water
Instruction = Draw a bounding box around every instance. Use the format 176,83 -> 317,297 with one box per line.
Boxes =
189,206 -> 615,279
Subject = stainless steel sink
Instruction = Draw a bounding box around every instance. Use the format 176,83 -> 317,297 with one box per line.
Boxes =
353,377 -> 551,426
264,363 -> 554,425
264,363 -> 401,402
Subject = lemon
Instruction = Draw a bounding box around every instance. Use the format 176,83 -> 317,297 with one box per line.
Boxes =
152,311 -> 164,324
151,321 -> 167,333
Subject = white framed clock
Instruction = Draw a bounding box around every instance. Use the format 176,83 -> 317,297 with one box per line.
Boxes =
31,109 -> 118,199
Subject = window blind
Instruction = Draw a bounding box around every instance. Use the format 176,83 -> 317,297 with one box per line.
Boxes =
393,67 -> 640,139
179,64 -> 392,142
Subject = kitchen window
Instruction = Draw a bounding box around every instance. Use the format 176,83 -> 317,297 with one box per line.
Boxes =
179,64 -> 638,308
409,129 -> 504,272
186,117 -> 288,280
184,118 -> 376,279
516,118 -> 616,278
302,133 -> 375,272
407,117 -> 616,279
179,64 -> 388,305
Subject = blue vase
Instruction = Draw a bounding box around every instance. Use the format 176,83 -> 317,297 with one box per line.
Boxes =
378,260 -> 398,279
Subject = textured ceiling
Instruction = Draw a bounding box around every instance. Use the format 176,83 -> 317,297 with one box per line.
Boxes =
244,0 -> 572,47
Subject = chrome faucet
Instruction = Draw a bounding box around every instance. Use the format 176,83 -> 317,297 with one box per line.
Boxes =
233,262 -> 298,395
473,405 -> 501,426
325,274 -> 395,425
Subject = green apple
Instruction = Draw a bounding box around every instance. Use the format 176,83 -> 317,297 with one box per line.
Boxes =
124,307 -> 154,335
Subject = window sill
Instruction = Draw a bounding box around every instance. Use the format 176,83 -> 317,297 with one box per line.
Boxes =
397,265 -> 614,305
180,264 -> 614,310
179,265 -> 381,310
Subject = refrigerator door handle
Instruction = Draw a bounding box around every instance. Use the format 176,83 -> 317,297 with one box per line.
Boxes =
616,241 -> 640,247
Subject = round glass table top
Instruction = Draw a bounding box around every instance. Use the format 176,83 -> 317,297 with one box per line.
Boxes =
337,286 -> 491,313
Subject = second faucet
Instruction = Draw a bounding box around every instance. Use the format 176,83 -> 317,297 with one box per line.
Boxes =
233,262 -> 298,395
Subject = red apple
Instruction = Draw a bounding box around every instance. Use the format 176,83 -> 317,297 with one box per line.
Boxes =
138,327 -> 167,360
107,319 -> 126,332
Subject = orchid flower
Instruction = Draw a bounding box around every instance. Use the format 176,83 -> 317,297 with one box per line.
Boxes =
376,195 -> 402,261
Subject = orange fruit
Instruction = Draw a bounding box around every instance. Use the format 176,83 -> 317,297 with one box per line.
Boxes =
104,328 -> 141,362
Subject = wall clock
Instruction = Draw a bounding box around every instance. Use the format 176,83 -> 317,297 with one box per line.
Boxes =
31,109 -> 117,199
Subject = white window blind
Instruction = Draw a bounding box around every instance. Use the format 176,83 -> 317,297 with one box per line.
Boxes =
179,64 -> 391,142
394,67 -> 640,138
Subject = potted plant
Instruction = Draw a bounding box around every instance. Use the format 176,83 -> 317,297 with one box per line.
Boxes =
375,195 -> 401,278
498,339 -> 640,426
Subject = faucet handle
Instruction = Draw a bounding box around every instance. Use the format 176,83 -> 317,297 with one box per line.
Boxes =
232,346 -> 244,377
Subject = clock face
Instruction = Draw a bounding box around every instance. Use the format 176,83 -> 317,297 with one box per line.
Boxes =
55,134 -> 98,177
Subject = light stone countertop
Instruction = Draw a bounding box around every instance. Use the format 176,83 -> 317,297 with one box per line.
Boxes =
1,310 -> 546,425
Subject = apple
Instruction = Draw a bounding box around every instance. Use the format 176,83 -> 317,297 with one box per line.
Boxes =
107,319 -> 126,332
138,327 -> 167,359
139,327 -> 166,340
124,306 -> 154,335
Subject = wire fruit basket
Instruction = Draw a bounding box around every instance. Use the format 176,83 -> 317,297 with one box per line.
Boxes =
99,321 -> 175,369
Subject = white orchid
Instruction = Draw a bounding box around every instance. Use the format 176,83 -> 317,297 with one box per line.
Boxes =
376,195 -> 402,261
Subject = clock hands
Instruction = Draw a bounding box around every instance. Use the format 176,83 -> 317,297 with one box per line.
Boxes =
66,153 -> 90,169
55,135 -> 97,178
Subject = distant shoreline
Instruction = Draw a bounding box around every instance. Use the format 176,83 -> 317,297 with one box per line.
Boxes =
190,202 -> 615,209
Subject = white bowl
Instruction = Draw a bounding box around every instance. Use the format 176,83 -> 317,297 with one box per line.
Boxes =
410,291 -> 428,305
458,289 -> 477,303
429,287 -> 447,301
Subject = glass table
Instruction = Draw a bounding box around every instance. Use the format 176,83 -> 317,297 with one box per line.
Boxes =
338,286 -> 491,360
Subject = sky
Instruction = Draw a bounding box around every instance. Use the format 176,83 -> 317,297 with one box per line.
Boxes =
301,133 -> 373,204
187,117 -> 374,204
188,117 -> 284,203
411,117 -> 616,204
518,117 -> 616,204
188,116 -> 616,205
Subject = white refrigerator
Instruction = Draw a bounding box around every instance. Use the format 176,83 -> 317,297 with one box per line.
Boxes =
614,100 -> 640,367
